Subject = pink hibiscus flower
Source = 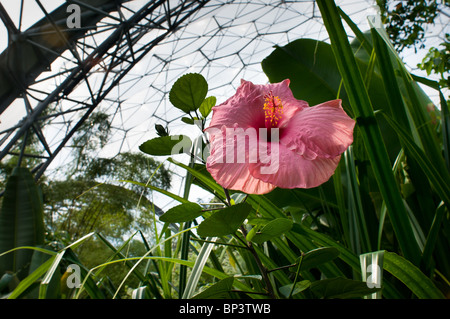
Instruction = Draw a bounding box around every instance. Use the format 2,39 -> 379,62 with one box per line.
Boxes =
205,79 -> 355,195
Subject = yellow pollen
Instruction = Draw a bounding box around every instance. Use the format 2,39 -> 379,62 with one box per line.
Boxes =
263,91 -> 283,127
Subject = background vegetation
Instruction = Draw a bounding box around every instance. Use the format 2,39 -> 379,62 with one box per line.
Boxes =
0,0 -> 448,299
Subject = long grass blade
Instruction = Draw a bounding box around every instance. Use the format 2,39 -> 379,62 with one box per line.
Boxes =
380,112 -> 450,207
39,250 -> 66,299
344,147 -> 372,254
384,251 -> 445,299
316,0 -> 421,264
369,16 -> 447,176
179,136 -> 202,298
182,237 -> 216,299
96,232 -> 146,282
440,90 -> 450,170
421,203 -> 447,268
8,257 -> 55,299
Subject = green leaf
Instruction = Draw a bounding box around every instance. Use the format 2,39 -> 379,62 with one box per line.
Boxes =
155,124 -> 169,137
262,39 -> 342,107
181,117 -> 195,125
169,73 -> 208,113
39,250 -> 65,299
182,237 -> 216,299
192,276 -> 235,299
380,112 -> 450,207
139,135 -> 192,156
310,277 -> 380,299
279,280 -> 311,298
199,96 -> 216,118
197,203 -> 252,237
383,251 -> 445,299
159,202 -> 203,223
0,167 -> 45,280
8,257 -> 55,299
251,218 -> 293,244
296,247 -> 340,271
131,287 -> 150,299
62,248 -> 106,299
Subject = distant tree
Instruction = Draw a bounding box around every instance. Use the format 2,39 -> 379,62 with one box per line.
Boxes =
377,0 -> 447,52
1,109 -> 171,244
417,33 -> 450,89
42,151 -> 171,242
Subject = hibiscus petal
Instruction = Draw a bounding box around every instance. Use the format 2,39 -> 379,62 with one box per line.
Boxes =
208,79 -> 308,130
249,141 -> 341,189
208,80 -> 265,129
206,125 -> 276,195
280,99 -> 355,159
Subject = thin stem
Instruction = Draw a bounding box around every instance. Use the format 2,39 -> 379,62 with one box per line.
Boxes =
223,187 -> 232,206
221,183 -> 276,298
201,207 -> 226,212
267,263 -> 297,273
288,255 -> 303,299
240,225 -> 276,299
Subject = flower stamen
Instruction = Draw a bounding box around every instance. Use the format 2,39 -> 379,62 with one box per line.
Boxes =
263,91 -> 283,128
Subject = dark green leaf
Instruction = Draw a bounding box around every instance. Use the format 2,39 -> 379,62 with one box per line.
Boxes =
384,251 -> 445,299
197,203 -> 252,237
0,272 -> 16,293
159,202 -> 203,223
139,135 -> 192,156
310,277 -> 380,299
199,96 -> 216,118
380,112 -> 450,207
191,277 -> 235,299
251,218 -> 293,244
169,73 -> 208,113
0,167 -> 45,280
155,124 -> 169,137
181,117 -> 195,125
294,247 -> 340,272
279,280 -> 311,298
262,39 -> 343,107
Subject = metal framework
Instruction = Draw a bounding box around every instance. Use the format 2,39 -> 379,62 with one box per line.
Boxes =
0,0 -> 207,181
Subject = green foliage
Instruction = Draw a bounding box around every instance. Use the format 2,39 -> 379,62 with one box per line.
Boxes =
309,277 -> 380,299
377,0 -> 441,52
197,203 -> 251,237
3,0 -> 448,301
384,251 -> 445,299
279,280 -> 311,298
159,203 -> 203,223
0,168 -> 45,280
199,96 -> 217,118
139,135 -> 192,156
418,33 -> 450,89
249,218 -> 293,244
70,111 -> 112,176
169,73 -> 208,113
43,152 -> 171,242
191,276 -> 235,299
155,124 -> 169,137
297,247 -> 341,272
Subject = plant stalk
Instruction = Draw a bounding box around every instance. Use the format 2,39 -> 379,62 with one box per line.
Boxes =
240,226 -> 276,299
